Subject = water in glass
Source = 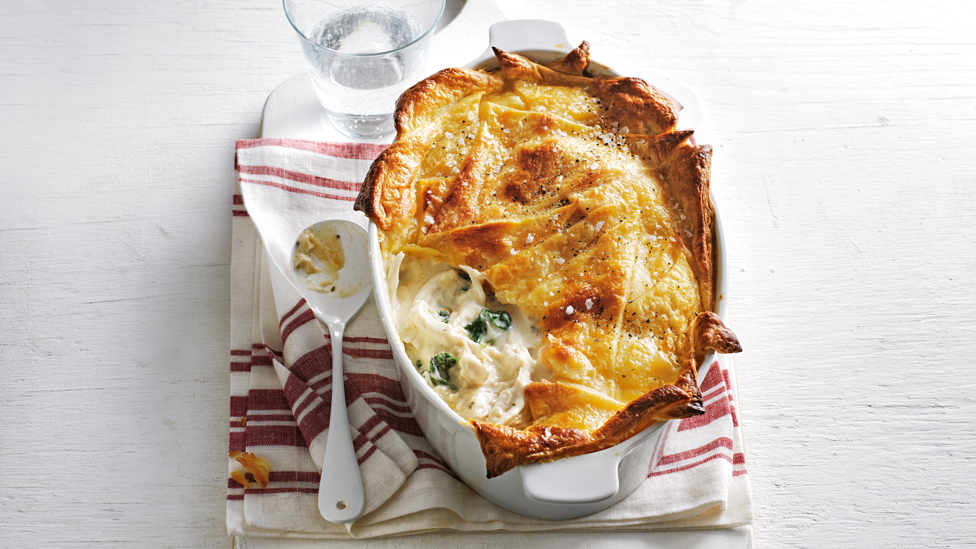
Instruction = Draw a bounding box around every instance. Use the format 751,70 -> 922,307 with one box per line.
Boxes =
304,5 -> 427,138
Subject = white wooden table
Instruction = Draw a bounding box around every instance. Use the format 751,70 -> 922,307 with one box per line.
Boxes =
2,1 -> 974,547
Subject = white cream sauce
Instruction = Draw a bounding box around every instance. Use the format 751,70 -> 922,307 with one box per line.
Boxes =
388,253 -> 548,426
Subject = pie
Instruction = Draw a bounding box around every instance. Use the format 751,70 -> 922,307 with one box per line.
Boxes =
355,42 -> 741,478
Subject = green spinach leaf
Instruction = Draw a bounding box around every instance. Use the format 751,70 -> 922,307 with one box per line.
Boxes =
429,352 -> 458,390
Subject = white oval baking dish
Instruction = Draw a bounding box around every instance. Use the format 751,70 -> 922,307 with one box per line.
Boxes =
366,19 -> 729,520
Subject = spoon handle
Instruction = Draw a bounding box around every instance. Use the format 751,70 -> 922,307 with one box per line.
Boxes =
318,324 -> 365,523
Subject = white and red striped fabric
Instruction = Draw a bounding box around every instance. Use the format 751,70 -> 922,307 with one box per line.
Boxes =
227,138 -> 753,538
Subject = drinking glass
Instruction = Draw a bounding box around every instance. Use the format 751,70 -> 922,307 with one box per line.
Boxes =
283,0 -> 445,139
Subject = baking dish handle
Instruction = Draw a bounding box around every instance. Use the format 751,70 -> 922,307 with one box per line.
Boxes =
467,19 -> 572,67
519,450 -> 625,504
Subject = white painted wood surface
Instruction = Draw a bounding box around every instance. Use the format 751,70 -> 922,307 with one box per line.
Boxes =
1,1 -> 974,548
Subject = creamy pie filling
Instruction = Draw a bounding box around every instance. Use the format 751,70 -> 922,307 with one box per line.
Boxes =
387,253 -> 548,426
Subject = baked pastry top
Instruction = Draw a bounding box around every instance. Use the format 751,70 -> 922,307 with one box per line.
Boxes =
356,43 -> 741,478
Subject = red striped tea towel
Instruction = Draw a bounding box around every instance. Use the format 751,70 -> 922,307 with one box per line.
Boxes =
227,138 -> 754,538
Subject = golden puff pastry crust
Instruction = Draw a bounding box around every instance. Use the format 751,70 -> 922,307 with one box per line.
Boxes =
355,43 -> 741,478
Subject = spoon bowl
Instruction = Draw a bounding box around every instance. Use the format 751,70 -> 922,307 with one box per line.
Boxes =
290,219 -> 373,325
289,219 -> 372,524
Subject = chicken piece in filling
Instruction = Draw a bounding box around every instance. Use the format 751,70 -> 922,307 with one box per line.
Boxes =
388,253 -> 548,427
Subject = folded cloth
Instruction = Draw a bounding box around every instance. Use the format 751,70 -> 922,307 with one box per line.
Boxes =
227,138 -> 754,539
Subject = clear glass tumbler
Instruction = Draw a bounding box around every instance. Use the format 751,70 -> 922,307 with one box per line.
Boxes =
283,0 -> 444,139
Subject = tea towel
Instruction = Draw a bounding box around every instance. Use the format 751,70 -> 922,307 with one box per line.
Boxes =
227,138 -> 753,538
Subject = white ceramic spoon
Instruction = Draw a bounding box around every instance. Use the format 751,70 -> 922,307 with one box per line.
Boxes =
289,219 -> 373,523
